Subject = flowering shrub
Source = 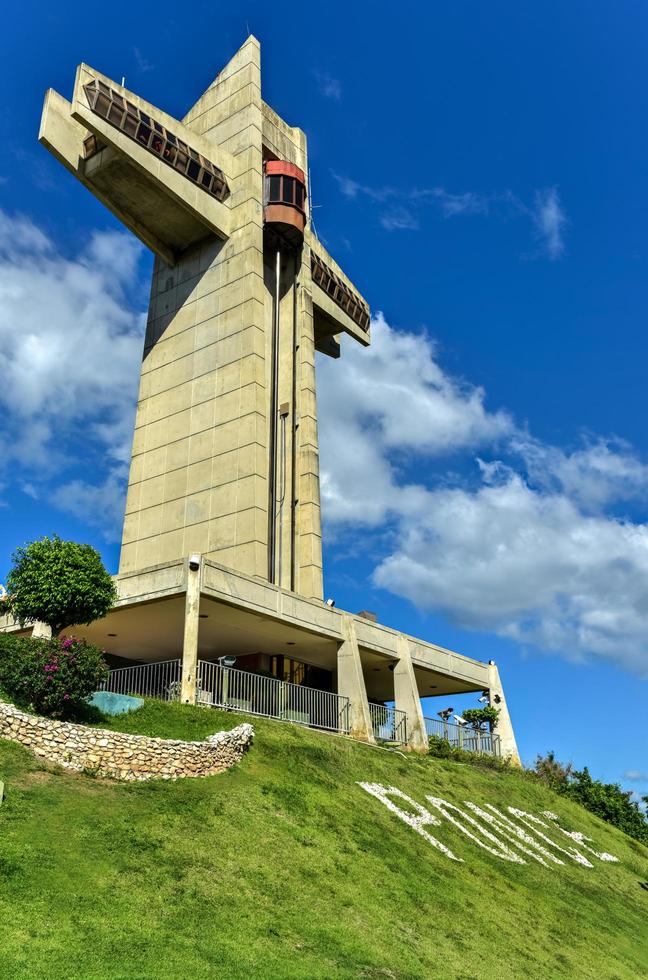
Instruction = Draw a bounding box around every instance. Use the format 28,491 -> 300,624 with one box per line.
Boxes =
0,633 -> 108,718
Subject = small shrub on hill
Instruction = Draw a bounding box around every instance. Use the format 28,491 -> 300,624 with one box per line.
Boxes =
0,633 -> 108,719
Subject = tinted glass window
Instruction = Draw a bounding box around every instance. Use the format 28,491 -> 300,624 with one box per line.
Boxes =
282,177 -> 295,204
136,123 -> 151,145
187,159 -> 200,181
151,134 -> 164,154
269,175 -> 281,200
140,112 -> 150,125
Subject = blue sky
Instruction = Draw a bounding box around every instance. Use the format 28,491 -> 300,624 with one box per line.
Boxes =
1,1 -> 647,795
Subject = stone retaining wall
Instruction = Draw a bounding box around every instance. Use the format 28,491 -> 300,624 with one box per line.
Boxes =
0,701 -> 254,781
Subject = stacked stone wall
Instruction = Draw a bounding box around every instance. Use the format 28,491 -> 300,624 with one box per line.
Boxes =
0,701 -> 253,781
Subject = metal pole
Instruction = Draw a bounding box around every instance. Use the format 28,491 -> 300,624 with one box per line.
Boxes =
290,254 -> 299,592
267,249 -> 281,583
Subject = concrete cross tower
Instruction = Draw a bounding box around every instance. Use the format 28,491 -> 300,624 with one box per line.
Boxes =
39,36 -> 370,600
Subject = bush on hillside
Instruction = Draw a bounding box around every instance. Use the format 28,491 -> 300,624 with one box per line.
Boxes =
5,535 -> 117,636
534,752 -> 648,845
0,633 -> 108,719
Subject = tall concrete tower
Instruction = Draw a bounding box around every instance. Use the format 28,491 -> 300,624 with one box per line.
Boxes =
39,36 -> 370,600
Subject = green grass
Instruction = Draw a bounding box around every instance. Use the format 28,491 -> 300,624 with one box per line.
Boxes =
1,700 -> 647,980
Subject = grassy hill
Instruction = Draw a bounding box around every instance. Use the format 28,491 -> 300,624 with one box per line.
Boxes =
1,701 -> 647,980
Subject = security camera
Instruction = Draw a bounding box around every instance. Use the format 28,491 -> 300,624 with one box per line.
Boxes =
477,694 -> 489,704
325,598 -> 336,607
493,694 -> 501,704
189,554 -> 201,571
437,707 -> 454,721
218,655 -> 237,668
454,715 -> 468,726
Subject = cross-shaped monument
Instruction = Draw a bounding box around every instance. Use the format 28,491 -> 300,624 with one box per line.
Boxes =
33,37 -> 520,761
40,36 -> 369,601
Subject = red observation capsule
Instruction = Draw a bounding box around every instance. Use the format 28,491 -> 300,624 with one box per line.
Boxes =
264,160 -> 307,248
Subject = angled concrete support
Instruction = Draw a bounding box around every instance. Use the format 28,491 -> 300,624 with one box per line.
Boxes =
180,556 -> 202,704
487,661 -> 521,765
393,635 -> 429,753
337,614 -> 375,743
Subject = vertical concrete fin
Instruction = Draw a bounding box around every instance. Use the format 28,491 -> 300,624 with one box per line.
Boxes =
487,661 -> 521,765
337,614 -> 375,743
183,35 -> 261,128
393,635 -> 429,753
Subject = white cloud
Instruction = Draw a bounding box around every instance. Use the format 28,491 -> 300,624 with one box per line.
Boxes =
319,313 -> 648,677
380,208 -> 420,231
314,71 -> 342,101
624,770 -> 648,782
0,210 -> 146,537
332,173 -> 568,256
532,187 -> 567,260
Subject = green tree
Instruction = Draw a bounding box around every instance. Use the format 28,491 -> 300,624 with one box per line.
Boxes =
6,536 -> 117,636
462,706 -> 500,731
534,750 -> 574,788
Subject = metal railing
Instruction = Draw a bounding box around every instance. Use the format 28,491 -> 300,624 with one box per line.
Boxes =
368,702 -> 408,745
424,715 -> 501,756
197,661 -> 351,735
100,659 -> 181,701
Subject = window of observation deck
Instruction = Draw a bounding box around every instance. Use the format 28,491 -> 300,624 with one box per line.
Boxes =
83,78 -> 229,203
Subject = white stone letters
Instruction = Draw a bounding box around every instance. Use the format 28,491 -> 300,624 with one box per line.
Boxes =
358,782 -> 620,872
358,783 -> 462,862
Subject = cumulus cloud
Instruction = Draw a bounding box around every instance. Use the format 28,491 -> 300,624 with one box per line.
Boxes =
318,313 -> 648,677
0,210 -> 146,537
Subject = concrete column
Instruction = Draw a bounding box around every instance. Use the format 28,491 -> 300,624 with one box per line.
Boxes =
180,555 -> 202,704
337,614 -> 375,743
393,635 -> 429,754
487,661 -> 521,765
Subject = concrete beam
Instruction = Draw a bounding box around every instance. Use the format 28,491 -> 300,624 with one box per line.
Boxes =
337,614 -> 375,743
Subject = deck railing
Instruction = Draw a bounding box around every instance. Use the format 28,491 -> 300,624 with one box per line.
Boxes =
368,702 -> 408,745
100,659 -> 181,701
424,715 -> 501,756
197,661 -> 351,735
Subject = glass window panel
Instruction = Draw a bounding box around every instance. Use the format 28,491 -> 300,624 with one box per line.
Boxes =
187,158 -> 201,182
162,143 -> 176,164
175,150 -> 188,172
98,81 -> 110,95
108,103 -> 124,126
126,101 -> 138,114
189,148 -> 199,161
166,132 -> 177,146
200,169 -> 212,190
140,112 -> 150,125
136,123 -> 151,146
268,174 -> 281,200
282,176 -> 295,204
151,134 -> 165,155
123,113 -> 139,138
95,93 -> 111,116
112,93 -> 124,107
154,121 -> 164,134
177,139 -> 187,152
